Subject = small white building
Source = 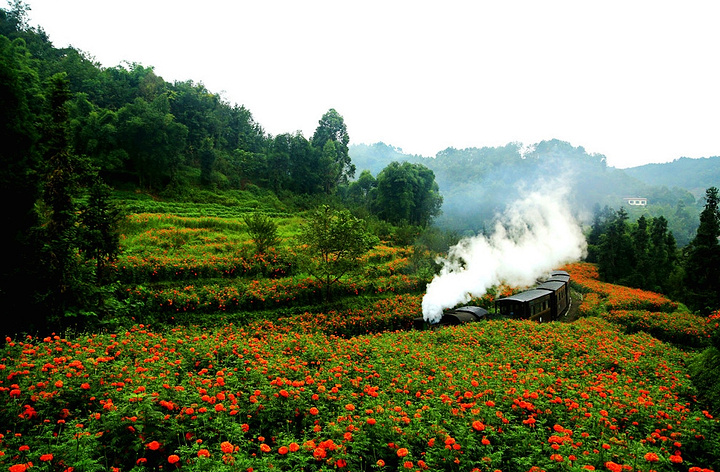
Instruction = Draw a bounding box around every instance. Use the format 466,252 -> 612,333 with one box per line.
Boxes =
623,197 -> 648,206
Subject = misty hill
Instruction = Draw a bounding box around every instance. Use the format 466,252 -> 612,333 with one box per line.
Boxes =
624,156 -> 720,199
350,140 -> 701,245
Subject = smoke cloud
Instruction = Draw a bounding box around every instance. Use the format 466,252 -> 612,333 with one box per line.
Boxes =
421,182 -> 587,323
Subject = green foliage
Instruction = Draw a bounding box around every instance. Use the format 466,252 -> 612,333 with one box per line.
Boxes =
592,206 -> 682,297
311,108 -> 354,194
299,205 -> 378,301
0,32 -> 44,335
373,161 -> 443,227
683,187 -> 720,313
242,212 -> 280,256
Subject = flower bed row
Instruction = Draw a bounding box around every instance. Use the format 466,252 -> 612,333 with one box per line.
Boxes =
563,263 -> 679,313
601,310 -> 715,349
1,316 -> 717,472
128,274 -> 426,317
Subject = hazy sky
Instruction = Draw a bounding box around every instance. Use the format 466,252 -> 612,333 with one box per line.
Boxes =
23,0 -> 720,168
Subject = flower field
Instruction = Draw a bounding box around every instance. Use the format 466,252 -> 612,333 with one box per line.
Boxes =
2,210 -> 719,472
2,302 -> 719,471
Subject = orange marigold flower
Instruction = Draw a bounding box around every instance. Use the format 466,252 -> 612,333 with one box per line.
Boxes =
289,442 -> 300,452
197,449 -> 210,458
376,459 -> 385,467
147,441 -> 161,451
309,407 -> 319,415
472,420 -> 485,432
278,446 -> 289,455
604,461 -> 622,472
644,452 -> 659,462
403,461 -> 413,469
260,444 -> 271,453
669,454 -> 683,464
345,403 -> 355,411
168,454 -> 180,464
397,448 -> 409,457
9,465 -> 27,472
220,441 -> 234,454
40,454 -> 53,462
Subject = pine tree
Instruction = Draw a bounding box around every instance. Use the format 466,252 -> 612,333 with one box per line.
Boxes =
683,187 -> 720,313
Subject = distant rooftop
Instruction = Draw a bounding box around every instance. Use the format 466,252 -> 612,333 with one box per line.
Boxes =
623,197 -> 647,206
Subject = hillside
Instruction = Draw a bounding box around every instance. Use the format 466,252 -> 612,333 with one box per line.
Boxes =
350,141 -> 703,245
625,156 -> 720,199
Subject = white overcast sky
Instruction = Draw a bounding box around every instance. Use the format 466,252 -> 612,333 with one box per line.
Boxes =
21,0 -> 720,168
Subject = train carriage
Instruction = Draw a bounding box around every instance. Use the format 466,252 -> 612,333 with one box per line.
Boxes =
536,280 -> 569,319
495,289 -> 553,323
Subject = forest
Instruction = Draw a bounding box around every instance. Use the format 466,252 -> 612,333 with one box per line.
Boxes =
2,3 -> 720,471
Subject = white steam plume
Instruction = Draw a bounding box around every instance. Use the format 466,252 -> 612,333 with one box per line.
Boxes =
421,182 -> 587,323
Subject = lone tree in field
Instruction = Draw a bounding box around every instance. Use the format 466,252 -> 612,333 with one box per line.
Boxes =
243,212 -> 280,255
299,205 -> 378,301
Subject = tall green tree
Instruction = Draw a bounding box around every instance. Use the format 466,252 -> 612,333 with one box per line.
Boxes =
597,207 -> 636,284
0,33 -> 44,335
78,176 -> 123,287
299,205 -> 378,301
684,187 -> 720,313
36,73 -> 89,323
311,109 -> 354,194
373,161 -> 443,227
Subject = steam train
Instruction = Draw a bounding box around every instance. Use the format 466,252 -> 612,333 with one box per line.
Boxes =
414,270 -> 570,329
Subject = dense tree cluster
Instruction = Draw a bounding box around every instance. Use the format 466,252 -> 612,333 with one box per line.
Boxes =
587,206 -> 680,295
587,188 -> 720,313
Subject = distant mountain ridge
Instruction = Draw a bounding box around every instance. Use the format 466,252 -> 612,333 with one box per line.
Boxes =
624,156 -> 720,199
349,140 -> 713,246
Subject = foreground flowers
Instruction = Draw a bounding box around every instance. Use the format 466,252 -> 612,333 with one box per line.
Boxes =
1,310 -> 717,471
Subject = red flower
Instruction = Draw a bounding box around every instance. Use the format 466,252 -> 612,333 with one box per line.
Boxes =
40,454 -> 53,462
168,454 -> 180,464
147,441 -> 161,451
9,465 -> 27,472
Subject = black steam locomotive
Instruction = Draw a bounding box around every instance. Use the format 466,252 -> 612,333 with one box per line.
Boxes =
414,270 -> 570,329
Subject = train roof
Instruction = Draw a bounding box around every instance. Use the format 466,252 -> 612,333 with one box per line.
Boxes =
550,270 -> 570,277
536,281 -> 565,291
496,289 -> 551,303
451,306 -> 489,318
